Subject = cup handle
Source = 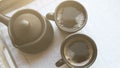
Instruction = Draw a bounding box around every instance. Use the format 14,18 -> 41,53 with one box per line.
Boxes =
46,12 -> 55,21
56,59 -> 65,67
0,14 -> 10,26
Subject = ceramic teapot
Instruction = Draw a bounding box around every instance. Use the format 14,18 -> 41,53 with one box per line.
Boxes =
0,9 -> 54,54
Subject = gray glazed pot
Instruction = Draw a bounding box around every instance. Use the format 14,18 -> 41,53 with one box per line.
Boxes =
0,9 -> 54,54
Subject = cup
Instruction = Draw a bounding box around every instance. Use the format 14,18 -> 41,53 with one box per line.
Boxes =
46,1 -> 87,33
56,34 -> 97,68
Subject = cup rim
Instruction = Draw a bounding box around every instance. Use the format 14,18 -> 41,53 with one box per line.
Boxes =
60,33 -> 97,68
54,1 -> 88,33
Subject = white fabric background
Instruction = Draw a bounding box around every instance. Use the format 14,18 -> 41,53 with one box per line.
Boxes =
0,0 -> 120,68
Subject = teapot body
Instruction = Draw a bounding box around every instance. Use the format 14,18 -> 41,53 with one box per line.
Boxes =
0,9 -> 54,54
10,18 -> 53,53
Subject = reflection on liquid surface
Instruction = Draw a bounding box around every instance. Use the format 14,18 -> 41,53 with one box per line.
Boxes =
57,7 -> 84,30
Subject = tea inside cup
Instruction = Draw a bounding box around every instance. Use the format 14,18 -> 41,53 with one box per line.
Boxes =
61,34 -> 97,67
55,1 -> 87,32
64,39 -> 93,66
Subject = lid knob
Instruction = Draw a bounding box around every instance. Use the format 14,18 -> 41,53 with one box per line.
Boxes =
20,19 -> 30,31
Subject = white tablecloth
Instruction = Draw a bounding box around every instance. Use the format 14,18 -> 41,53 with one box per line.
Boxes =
0,0 -> 120,68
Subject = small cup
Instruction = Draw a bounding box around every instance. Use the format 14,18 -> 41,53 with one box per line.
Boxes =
46,1 -> 87,33
56,34 -> 97,68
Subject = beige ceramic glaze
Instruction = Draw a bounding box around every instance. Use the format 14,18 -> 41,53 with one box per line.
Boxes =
46,1 -> 87,33
56,33 -> 97,68
0,9 -> 54,54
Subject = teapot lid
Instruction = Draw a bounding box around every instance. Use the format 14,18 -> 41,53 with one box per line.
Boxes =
9,9 -> 44,46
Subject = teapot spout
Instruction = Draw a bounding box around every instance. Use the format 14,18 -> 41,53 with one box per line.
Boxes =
0,14 -> 10,26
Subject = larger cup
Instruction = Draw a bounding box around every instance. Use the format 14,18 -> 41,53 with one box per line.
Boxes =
56,33 -> 97,68
46,1 -> 87,33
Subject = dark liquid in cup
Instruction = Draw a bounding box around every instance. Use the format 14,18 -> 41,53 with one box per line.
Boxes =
67,41 -> 89,63
57,7 -> 84,28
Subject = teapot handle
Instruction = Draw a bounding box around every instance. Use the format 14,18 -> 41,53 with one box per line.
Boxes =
0,14 -> 10,26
